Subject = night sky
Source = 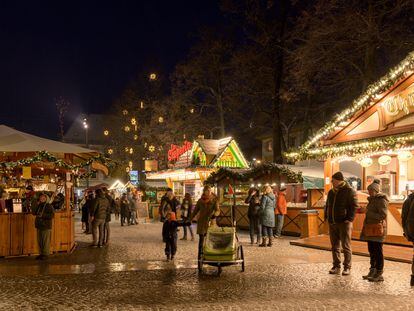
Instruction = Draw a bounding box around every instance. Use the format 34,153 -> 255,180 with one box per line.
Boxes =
0,1 -> 221,139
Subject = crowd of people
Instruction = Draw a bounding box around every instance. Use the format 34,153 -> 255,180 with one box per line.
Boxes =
79,187 -> 140,248
28,174 -> 414,286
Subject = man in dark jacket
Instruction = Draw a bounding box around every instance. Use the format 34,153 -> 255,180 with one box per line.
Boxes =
120,193 -> 130,226
325,172 -> 358,276
102,187 -> 115,245
32,193 -> 54,260
402,192 -> 414,286
82,193 -> 93,233
90,189 -> 111,247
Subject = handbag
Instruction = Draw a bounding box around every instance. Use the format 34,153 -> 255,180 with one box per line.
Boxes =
364,220 -> 385,237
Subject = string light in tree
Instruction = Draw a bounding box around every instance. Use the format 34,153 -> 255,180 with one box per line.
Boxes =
149,145 -> 155,152
131,118 -> 137,125
122,109 -> 128,116
158,116 -> 164,123
108,148 -> 113,155
103,130 -> 109,136
149,73 -> 157,81
140,101 -> 144,109
129,148 -> 134,154
124,126 -> 130,132
134,134 -> 138,140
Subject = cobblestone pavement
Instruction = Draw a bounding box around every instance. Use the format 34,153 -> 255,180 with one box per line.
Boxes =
1,215 -> 414,310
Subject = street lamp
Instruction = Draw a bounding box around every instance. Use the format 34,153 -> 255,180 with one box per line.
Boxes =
82,117 -> 90,188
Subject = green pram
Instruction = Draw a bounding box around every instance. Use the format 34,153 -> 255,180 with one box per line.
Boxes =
198,223 -> 245,275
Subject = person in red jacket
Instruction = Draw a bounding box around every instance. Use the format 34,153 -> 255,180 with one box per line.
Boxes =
274,186 -> 287,238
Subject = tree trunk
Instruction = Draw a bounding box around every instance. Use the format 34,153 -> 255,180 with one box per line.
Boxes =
217,68 -> 226,137
272,0 -> 288,164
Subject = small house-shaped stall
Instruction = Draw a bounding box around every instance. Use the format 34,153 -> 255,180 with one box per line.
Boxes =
146,137 -> 250,201
286,51 -> 414,245
0,125 -> 108,257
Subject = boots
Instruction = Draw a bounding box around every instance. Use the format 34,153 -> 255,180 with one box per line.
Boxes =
362,268 -> 376,280
411,275 -> 414,286
256,237 -> 262,245
368,270 -> 384,282
267,236 -> 273,247
259,237 -> 267,247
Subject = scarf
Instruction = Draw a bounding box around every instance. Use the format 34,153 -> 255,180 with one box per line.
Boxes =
332,181 -> 346,193
201,193 -> 212,203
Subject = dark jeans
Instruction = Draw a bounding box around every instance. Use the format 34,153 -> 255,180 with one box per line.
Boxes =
367,241 -> 384,271
198,234 -> 206,259
121,214 -> 129,226
183,223 -> 194,239
262,226 -> 273,238
329,222 -> 353,269
165,235 -> 177,257
248,216 -> 261,242
275,214 -> 284,236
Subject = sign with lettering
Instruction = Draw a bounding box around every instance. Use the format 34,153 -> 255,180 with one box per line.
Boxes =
168,141 -> 192,162
381,85 -> 414,125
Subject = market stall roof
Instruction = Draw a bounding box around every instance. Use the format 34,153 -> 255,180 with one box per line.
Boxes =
286,51 -> 414,160
0,125 -> 96,154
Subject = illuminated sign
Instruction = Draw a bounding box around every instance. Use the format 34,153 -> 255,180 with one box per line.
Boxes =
381,85 -> 414,125
129,170 -> 139,185
168,141 -> 192,162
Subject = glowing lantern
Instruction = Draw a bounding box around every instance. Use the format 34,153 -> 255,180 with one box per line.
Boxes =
378,155 -> 392,166
398,151 -> 413,162
360,157 -> 373,168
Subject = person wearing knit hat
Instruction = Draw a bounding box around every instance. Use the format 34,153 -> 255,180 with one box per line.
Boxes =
325,171 -> 358,276
360,181 -> 388,282
162,211 -> 190,261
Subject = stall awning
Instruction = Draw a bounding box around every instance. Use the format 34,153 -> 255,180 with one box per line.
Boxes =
0,125 -> 96,154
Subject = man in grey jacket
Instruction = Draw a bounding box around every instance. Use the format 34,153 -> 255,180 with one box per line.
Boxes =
90,189 -> 110,248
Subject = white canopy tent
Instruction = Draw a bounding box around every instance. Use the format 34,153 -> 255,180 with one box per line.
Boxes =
0,125 -> 95,154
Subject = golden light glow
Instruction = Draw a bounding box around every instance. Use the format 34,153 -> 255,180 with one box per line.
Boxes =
125,147 -> 129,152
128,161 -> 133,167
190,108 -> 194,114
158,116 -> 164,123
134,134 -> 138,140
108,148 -> 113,155
398,151 -> 413,162
149,73 -> 157,80
149,145 -> 155,152
378,155 -> 392,166
122,109 -> 128,115
129,148 -> 134,154
140,101 -> 144,109
131,118 -> 137,125
103,130 -> 109,136
124,126 -> 130,132
360,157 -> 373,168
125,167 -> 130,173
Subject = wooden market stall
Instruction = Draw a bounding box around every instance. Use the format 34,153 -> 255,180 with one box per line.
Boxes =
286,51 -> 414,246
0,125 -> 107,257
205,163 -> 305,234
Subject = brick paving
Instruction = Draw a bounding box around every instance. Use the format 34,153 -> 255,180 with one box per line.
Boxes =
1,215 -> 414,310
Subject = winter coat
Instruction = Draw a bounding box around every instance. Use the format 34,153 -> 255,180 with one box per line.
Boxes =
360,193 -> 388,242
260,193 -> 276,227
22,192 -> 37,213
32,202 -> 54,230
245,194 -> 261,218
181,198 -> 192,220
159,196 -> 180,221
120,198 -> 130,216
81,199 -> 92,223
91,194 -> 111,220
325,182 -> 358,224
191,195 -> 220,235
162,220 -> 186,241
105,194 -> 115,222
275,192 -> 287,215
402,193 -> 414,242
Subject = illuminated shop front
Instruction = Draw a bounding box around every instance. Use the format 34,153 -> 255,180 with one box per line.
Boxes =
287,51 -> 414,245
146,137 -> 249,200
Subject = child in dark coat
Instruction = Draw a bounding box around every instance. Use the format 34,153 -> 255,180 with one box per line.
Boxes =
162,212 -> 189,261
